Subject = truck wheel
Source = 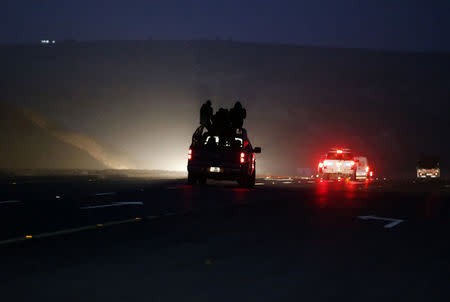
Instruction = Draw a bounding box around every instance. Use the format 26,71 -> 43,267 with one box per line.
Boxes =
248,171 -> 256,188
238,171 -> 248,187
187,173 -> 197,185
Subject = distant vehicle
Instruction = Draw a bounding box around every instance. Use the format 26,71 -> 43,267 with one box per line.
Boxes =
320,148 -> 356,181
187,128 -> 261,187
417,155 -> 440,179
355,156 -> 374,180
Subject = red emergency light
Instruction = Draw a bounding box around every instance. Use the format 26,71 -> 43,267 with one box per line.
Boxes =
240,152 -> 245,164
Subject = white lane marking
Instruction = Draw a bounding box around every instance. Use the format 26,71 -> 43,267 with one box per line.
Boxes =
357,215 -> 404,228
0,200 -> 21,205
0,217 -> 146,246
282,181 -> 293,184
95,192 -> 116,196
80,201 -> 143,210
255,182 -> 265,186
113,201 -> 144,206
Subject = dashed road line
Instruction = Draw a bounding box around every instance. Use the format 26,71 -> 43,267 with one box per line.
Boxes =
255,182 -> 265,186
80,201 -> 143,210
0,217 -> 148,246
0,200 -> 21,205
95,192 -> 117,196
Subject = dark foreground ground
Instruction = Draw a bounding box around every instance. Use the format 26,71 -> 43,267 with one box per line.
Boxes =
1,176 -> 449,301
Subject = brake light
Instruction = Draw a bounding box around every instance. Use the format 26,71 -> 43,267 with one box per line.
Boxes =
188,149 -> 192,160
337,149 -> 343,154
240,152 -> 245,164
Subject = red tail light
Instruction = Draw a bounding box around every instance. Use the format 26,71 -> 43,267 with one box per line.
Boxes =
240,152 -> 245,164
188,149 -> 192,160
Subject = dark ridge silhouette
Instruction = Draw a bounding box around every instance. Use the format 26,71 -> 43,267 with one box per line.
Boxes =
0,102 -> 137,170
0,40 -> 449,177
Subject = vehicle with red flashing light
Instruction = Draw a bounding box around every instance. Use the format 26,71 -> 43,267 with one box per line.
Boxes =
187,127 -> 261,187
320,148 -> 357,181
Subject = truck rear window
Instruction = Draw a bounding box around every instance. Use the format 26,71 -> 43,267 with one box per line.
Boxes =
204,136 -> 243,148
327,152 -> 354,160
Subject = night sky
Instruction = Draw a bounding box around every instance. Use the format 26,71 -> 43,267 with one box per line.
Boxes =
2,0 -> 450,52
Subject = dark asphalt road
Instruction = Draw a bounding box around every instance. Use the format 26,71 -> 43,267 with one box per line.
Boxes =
1,176 -> 449,301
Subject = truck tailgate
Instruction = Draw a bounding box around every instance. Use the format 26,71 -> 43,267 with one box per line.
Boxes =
193,148 -> 240,167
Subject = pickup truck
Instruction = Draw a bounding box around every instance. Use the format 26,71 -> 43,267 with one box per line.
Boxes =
320,148 -> 356,181
187,127 -> 261,187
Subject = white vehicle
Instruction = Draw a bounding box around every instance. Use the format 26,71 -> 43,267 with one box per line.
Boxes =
321,148 -> 356,180
355,156 -> 373,180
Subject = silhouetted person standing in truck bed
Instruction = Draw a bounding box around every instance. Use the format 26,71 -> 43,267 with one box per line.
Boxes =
200,100 -> 213,129
212,107 -> 231,136
230,101 -> 246,130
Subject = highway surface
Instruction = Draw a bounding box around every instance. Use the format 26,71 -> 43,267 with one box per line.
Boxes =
1,176 -> 449,301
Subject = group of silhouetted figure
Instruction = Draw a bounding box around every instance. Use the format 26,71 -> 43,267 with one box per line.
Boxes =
199,100 -> 247,135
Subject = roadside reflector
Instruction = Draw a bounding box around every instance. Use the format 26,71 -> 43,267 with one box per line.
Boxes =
25,235 -> 32,239
135,217 -> 142,221
97,224 -> 103,227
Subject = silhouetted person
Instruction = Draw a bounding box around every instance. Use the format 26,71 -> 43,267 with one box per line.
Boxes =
200,100 -> 213,129
213,108 -> 231,136
230,101 -> 246,130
